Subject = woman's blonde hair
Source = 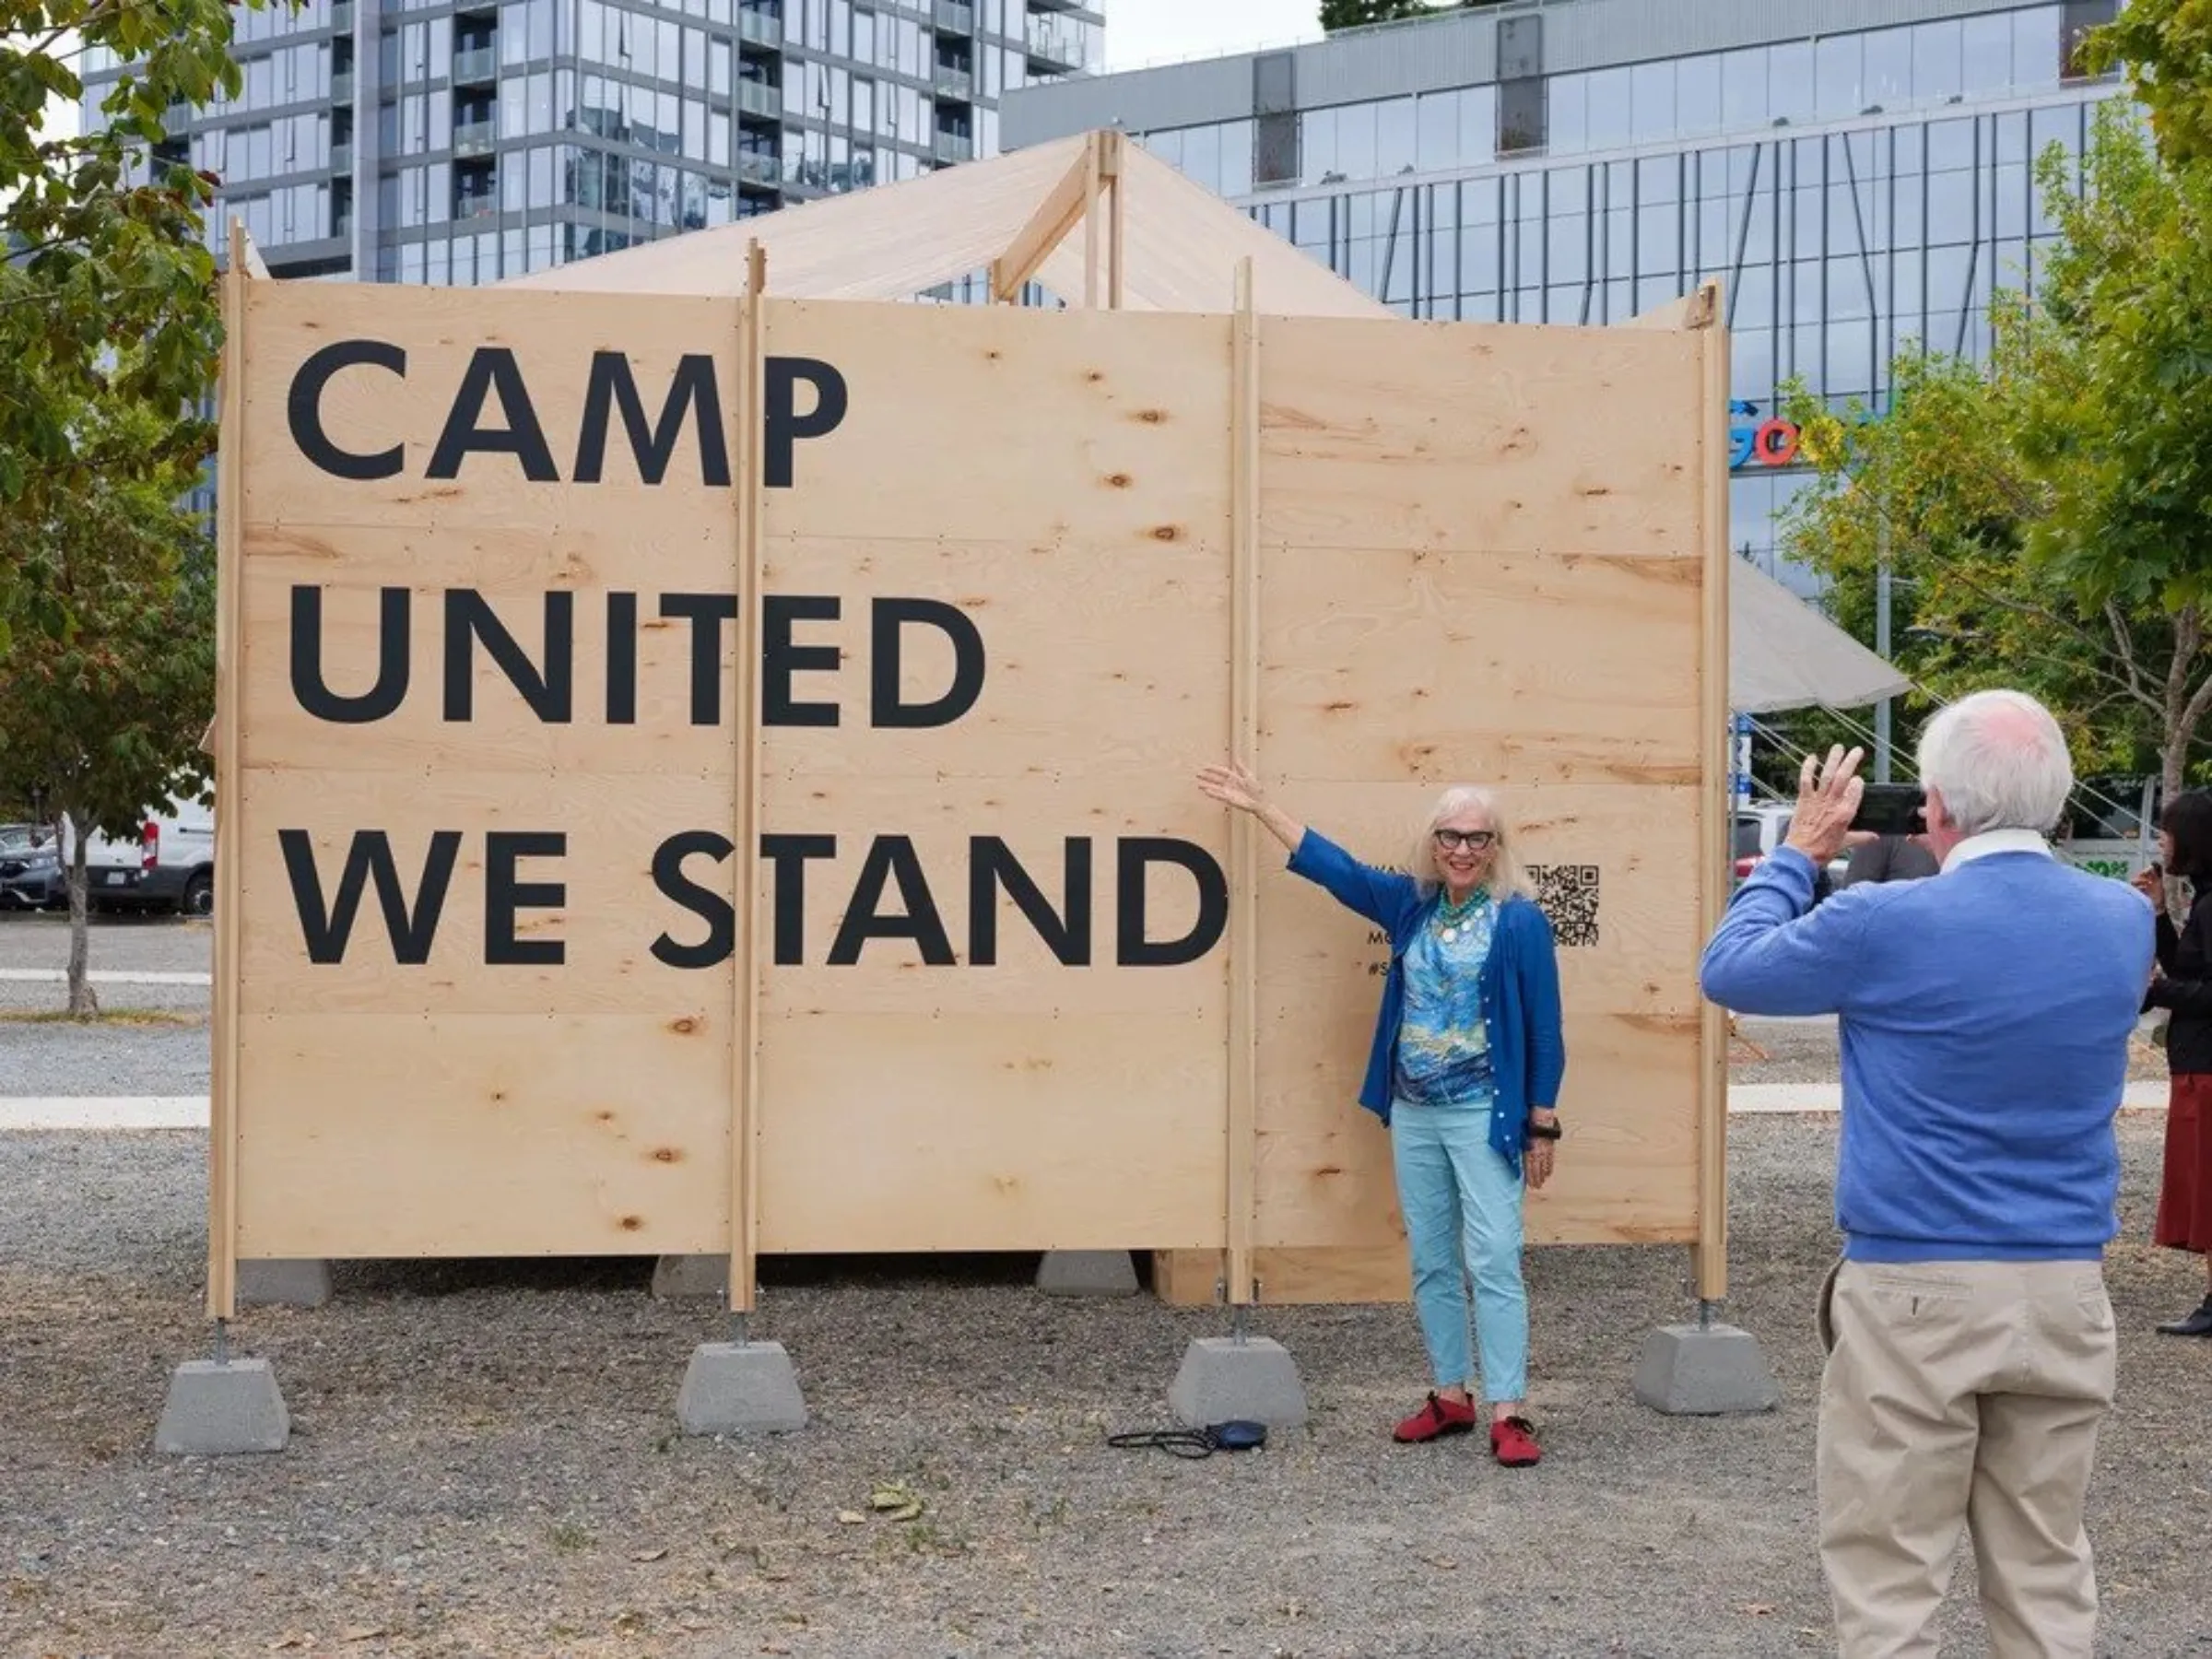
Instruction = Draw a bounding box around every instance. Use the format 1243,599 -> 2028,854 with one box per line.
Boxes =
1408,784 -> 1528,903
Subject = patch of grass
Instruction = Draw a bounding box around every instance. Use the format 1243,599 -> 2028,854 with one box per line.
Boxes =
546,1523 -> 595,1553
0,1008 -> 201,1028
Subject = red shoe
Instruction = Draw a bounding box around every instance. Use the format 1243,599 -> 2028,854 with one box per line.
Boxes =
1393,1391 -> 1479,1443
1489,1415 -> 1542,1466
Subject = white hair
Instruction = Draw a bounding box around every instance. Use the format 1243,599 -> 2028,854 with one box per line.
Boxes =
1916,688 -> 2074,836
1409,784 -> 1529,903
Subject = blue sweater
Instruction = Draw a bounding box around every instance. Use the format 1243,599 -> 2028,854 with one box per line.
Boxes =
1287,829 -> 1566,1175
1700,841 -> 2153,1264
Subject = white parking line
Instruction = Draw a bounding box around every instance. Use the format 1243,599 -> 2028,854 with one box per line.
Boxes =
0,1097 -> 210,1130
3,1085 -> 2167,1135
0,969 -> 210,987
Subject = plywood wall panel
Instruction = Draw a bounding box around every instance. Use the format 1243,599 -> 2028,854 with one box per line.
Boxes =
1257,317 -> 1702,557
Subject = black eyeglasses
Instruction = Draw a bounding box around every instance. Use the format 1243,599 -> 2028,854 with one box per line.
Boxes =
1433,829 -> 1497,851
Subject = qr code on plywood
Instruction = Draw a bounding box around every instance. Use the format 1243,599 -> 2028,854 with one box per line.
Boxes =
1528,864 -> 1601,948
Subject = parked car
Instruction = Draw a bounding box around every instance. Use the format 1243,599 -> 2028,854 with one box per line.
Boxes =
0,822 -> 65,911
1732,802 -> 1850,888
61,793 -> 217,917
2056,773 -> 2160,881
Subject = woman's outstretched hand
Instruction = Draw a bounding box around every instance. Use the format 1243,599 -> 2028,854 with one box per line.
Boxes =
1196,759 -> 1306,853
1196,759 -> 1266,814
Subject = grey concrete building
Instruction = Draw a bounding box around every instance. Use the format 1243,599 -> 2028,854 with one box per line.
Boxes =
1001,0 -> 2126,590
80,0 -> 1103,285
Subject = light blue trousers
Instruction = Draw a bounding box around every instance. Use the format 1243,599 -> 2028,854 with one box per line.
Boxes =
1389,1099 -> 1530,1403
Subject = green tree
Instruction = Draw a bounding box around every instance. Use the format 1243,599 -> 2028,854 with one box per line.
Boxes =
1780,105 -> 2212,808
0,372 -> 214,1017
1,0 -> 265,650
2082,0 -> 2212,168
1320,1 -> 1447,31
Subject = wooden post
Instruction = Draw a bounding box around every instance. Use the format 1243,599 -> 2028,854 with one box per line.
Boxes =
1689,276 -> 1732,1307
729,240 -> 769,1318
1104,130 -> 1125,311
1225,257 -> 1261,1305
206,219 -> 253,1324
1080,132 -> 1101,309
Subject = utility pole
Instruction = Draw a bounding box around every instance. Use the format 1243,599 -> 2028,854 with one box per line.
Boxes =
1874,508 -> 1893,783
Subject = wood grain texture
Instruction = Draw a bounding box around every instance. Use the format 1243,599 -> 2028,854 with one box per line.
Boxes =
755,1012 -> 1227,1252
759,301 -> 1231,547
236,1012 -> 732,1256
1260,549 -> 1702,786
1258,316 -> 1702,556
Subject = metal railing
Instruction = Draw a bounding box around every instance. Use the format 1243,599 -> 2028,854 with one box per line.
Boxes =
736,8 -> 782,48
453,45 -> 497,83
933,0 -> 973,35
453,117 -> 495,156
736,150 -> 781,185
932,129 -> 972,164
932,65 -> 972,100
735,79 -> 782,119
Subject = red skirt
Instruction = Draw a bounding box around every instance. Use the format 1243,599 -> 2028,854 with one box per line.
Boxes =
2156,1072 -> 2212,1253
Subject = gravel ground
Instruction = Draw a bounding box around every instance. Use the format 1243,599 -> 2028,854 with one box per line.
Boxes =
0,913 -> 212,1096
3,1119 -> 2209,1659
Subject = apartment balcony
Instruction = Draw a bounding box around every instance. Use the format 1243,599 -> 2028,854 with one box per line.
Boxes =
453,45 -> 498,85
330,69 -> 353,100
455,190 -> 500,220
736,7 -> 782,49
735,150 -> 780,186
932,65 -> 972,100
453,116 -> 496,157
1025,12 -> 1092,72
736,79 -> 782,119
934,0 -> 973,35
932,130 -> 972,165
330,0 -> 352,28
330,140 -> 350,171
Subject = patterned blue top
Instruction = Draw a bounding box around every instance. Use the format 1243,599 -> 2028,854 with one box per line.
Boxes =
1393,892 -> 1499,1108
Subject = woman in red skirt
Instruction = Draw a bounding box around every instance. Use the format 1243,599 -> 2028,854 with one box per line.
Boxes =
2139,788 -> 2212,1336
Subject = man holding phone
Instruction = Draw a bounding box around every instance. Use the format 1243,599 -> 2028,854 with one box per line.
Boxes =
1841,783 -> 1941,886
1699,689 -> 2153,1657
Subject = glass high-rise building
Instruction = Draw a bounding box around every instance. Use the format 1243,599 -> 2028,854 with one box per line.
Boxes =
79,0 -> 1103,286
1002,0 -> 2124,594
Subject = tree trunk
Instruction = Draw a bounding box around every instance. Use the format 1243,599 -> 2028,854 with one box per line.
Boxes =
64,808 -> 98,1019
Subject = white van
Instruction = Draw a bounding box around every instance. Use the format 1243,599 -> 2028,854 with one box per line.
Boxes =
66,792 -> 217,916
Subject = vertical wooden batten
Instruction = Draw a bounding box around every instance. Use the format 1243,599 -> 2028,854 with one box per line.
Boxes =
730,241 -> 769,1317
1103,130 -> 1125,311
207,219 -> 253,1324
1690,276 -> 1732,1307
1080,132 -> 1101,309
1225,258 -> 1261,1306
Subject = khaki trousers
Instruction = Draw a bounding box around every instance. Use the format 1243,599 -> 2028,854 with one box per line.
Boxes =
1817,1259 -> 2116,1658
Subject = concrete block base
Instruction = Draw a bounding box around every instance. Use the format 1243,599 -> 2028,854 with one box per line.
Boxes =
1633,1323 -> 1780,1416
651,1253 -> 729,1300
238,1258 -> 332,1309
1169,1335 -> 1308,1430
156,1359 -> 289,1455
1034,1249 -> 1139,1297
676,1341 -> 806,1436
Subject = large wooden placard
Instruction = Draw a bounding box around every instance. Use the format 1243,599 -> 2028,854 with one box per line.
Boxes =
213,272 -> 1725,1314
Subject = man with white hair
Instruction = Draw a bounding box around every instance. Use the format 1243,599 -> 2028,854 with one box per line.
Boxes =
1700,688 -> 2153,1657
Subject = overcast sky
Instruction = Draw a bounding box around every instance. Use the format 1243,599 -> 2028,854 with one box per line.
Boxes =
1100,0 -> 1321,71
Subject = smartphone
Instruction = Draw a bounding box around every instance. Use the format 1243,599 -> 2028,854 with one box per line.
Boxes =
1850,782 -> 1924,836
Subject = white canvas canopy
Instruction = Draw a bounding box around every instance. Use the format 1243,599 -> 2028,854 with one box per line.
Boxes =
1730,557 -> 1910,713
505,130 -> 1900,714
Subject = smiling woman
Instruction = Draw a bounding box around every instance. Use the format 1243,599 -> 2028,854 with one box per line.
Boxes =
1194,759 -> 1566,1465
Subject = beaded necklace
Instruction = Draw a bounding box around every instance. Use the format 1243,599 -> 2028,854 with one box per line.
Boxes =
1431,887 -> 1490,944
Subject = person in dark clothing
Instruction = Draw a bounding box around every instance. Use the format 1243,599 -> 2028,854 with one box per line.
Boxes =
1842,832 -> 1940,886
2137,787 -> 2212,1336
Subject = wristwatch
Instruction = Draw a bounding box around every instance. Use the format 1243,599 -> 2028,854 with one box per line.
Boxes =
1525,1118 -> 1562,1141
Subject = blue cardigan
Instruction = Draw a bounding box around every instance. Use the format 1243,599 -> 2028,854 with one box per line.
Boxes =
1287,828 -> 1567,1173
